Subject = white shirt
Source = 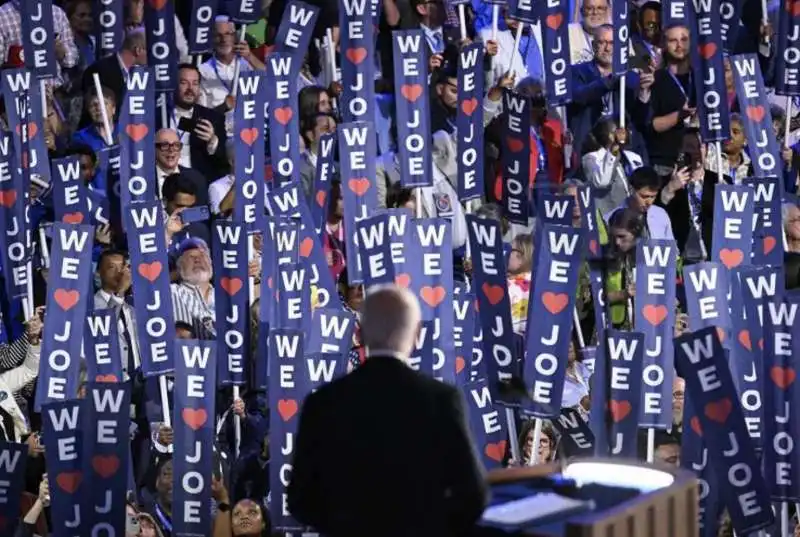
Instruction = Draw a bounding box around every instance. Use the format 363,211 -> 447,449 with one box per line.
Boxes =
156,165 -> 178,199
420,23 -> 445,54
568,23 -> 594,65
199,56 -> 253,109
173,107 -> 193,167
208,174 -> 270,215
479,26 -> 544,89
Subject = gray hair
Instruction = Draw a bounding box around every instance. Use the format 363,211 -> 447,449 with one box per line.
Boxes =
361,286 -> 421,357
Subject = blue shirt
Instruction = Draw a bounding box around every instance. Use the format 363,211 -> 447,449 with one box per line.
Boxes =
72,126 -> 115,192
605,202 -> 676,241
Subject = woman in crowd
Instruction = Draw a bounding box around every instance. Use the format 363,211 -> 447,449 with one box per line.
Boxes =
562,339 -> 591,412
515,420 -> 557,465
507,233 -> 534,336
604,208 -> 645,329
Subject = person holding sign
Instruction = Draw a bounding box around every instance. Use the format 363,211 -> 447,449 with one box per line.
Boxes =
289,286 -> 488,537
603,208 -> 645,329
0,309 -> 43,443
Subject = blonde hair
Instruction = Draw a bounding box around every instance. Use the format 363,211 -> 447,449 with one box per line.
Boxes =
511,233 -> 534,274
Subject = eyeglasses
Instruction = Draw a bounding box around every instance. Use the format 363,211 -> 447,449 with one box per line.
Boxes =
156,142 -> 183,152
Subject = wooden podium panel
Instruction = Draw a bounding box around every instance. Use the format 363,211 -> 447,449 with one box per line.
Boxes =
486,459 -> 699,537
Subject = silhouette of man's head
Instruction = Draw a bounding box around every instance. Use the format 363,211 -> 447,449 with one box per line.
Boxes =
361,286 -> 421,358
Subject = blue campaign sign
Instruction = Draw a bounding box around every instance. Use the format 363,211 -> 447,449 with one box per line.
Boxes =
711,185 -> 753,269
675,327 -> 774,534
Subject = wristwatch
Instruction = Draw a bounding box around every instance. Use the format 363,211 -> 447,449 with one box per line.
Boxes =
218,502 -> 231,513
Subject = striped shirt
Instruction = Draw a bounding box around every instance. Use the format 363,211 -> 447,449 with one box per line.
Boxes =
0,334 -> 35,410
171,282 -> 216,339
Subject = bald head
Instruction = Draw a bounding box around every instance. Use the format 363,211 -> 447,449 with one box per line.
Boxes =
361,286 -> 421,358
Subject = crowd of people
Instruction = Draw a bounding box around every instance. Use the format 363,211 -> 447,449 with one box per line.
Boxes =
1,0 -> 799,535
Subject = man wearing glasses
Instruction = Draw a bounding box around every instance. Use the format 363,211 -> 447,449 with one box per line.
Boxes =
568,0 -> 610,64
631,1 -> 662,71
155,129 -> 210,207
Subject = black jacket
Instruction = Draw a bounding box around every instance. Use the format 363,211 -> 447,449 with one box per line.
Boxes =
288,356 -> 489,537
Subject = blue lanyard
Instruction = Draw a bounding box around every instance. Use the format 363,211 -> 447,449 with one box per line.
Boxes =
667,69 -> 692,103
212,58 -> 234,93
532,129 -> 546,172
155,503 -> 173,533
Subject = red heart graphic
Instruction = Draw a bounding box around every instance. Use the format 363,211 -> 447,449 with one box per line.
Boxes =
787,0 -> 800,17
56,471 -> 82,493
239,127 -> 259,146
400,83 -> 423,103
588,239 -> 598,255
149,0 -> 167,9
482,283 -> 505,306
316,190 -> 326,207
273,107 -> 293,126
125,123 -> 148,142
395,273 -> 411,288
716,327 -> 726,343
455,356 -> 466,374
95,374 -> 118,383
719,248 -> 744,269
608,400 -> 631,423
278,399 -> 298,421
704,398 -> 732,424
542,292 -> 568,314
485,440 -> 507,462
182,408 -> 208,431
546,13 -> 563,30
346,47 -> 368,64
763,236 -> 777,254
461,97 -> 479,116
92,454 -> 120,479
299,237 -> 313,258
738,329 -> 752,351
54,289 -> 80,311
771,366 -> 797,390
20,151 -> 28,170
698,43 -> 717,59
62,212 -> 84,224
348,177 -> 371,196
759,338 -> 764,350
220,277 -> 243,296
690,416 -> 703,436
267,277 -> 273,289
420,286 -> 446,308
15,122 -> 38,139
746,105 -> 765,123
506,137 -> 525,153
641,304 -> 668,326
138,261 -> 163,282
0,190 -> 17,208
474,299 -> 480,313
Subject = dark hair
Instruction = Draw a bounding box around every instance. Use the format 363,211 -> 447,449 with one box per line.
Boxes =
584,115 -> 618,154
175,321 -> 197,337
67,143 -> 98,165
64,0 -> 91,18
97,248 -> 127,269
84,85 -> 116,107
387,182 -> 414,209
628,166 -> 661,192
162,173 -> 197,202
637,429 -> 679,459
638,1 -> 661,23
608,207 -> 646,237
178,63 -> 202,78
298,86 -> 329,122
300,112 -> 336,145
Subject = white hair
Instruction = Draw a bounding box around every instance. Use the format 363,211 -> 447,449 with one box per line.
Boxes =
361,286 -> 421,358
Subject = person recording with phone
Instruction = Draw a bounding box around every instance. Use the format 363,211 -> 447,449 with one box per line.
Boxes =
171,64 -> 229,183
658,129 -> 733,259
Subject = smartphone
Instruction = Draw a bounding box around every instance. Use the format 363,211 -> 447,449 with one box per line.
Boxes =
126,515 -> 140,535
676,152 -> 692,170
179,206 -> 210,225
178,116 -> 197,133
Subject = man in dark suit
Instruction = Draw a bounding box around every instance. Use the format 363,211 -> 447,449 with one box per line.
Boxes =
166,64 -> 229,182
568,24 -> 651,160
289,286 -> 489,537
81,29 -> 148,127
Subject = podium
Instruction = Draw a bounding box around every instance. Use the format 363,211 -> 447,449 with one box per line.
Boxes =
479,459 -> 699,537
